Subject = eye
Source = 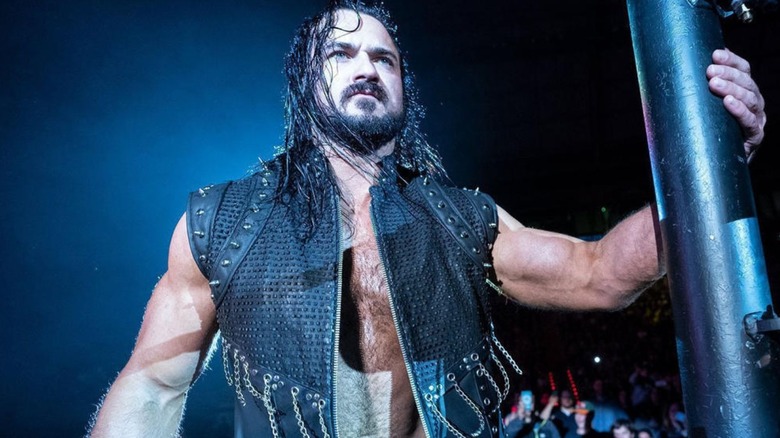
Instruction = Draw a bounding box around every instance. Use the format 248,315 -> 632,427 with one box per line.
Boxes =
328,50 -> 350,61
375,56 -> 394,67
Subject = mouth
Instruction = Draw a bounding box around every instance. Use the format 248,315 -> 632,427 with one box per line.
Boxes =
342,82 -> 387,104
352,90 -> 378,98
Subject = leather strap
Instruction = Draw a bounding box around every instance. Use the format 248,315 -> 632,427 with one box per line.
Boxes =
207,172 -> 277,307
187,172 -> 278,307
416,177 -> 495,273
456,187 -> 499,251
188,183 -> 229,278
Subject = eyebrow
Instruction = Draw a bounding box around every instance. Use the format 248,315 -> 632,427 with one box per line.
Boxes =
325,41 -> 399,64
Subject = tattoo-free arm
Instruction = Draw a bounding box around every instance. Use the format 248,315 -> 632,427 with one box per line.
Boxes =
492,49 -> 765,311
89,214 -> 218,438
539,393 -> 558,421
493,205 -> 663,311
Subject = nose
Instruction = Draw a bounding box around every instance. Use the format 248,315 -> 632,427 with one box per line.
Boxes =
351,52 -> 379,82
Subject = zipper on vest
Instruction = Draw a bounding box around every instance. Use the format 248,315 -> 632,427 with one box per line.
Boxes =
369,192 -> 433,438
331,199 -> 344,438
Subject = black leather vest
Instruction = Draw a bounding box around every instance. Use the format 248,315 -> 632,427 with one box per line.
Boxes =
187,159 -> 518,437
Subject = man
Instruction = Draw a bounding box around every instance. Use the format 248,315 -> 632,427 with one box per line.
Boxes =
628,362 -> 654,415
611,419 -> 636,438
88,1 -> 766,437
551,389 -> 578,437
504,391 -> 561,438
590,379 -> 628,433
570,401 -> 609,438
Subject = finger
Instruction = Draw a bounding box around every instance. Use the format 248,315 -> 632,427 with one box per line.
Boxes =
723,95 -> 764,145
724,95 -> 753,126
706,64 -> 760,95
712,48 -> 751,75
709,77 -> 763,114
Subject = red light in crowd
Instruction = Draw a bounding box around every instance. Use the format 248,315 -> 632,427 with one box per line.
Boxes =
567,368 -> 580,403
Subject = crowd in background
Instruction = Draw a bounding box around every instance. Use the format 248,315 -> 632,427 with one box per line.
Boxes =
503,369 -> 688,438
497,279 -> 690,438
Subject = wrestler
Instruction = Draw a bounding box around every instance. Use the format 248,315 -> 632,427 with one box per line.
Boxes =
89,2 -> 765,437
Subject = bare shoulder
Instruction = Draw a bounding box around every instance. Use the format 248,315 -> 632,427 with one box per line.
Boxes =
167,212 -> 212,287
495,206 -> 581,242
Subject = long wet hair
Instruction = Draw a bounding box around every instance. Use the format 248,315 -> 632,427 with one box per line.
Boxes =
274,0 -> 446,225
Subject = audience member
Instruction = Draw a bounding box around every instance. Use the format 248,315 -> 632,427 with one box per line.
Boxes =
664,402 -> 688,438
570,401 -> 609,437
636,428 -> 653,438
611,419 -> 636,438
505,391 -> 561,438
589,379 -> 629,433
551,389 -> 578,437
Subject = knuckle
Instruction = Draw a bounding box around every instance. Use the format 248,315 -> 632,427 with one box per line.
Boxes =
745,92 -> 759,111
757,95 -> 766,111
736,70 -> 752,84
731,100 -> 749,118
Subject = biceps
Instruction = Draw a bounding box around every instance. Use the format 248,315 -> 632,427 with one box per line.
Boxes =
126,274 -> 218,390
493,228 -> 595,306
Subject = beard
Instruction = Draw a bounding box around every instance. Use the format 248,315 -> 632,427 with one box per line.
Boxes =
321,81 -> 405,156
331,109 -> 405,155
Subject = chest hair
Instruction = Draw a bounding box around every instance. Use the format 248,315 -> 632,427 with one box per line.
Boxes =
337,204 -> 422,437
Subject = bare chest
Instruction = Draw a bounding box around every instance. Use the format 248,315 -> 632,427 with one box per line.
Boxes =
341,208 -> 399,371
337,207 -> 423,437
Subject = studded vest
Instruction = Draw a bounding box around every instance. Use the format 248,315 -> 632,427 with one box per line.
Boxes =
187,158 -> 521,438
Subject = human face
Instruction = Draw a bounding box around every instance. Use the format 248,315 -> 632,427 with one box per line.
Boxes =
321,9 -> 404,124
560,390 -> 574,409
613,425 -> 634,438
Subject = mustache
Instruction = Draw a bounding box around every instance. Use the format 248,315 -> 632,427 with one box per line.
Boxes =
340,82 -> 387,104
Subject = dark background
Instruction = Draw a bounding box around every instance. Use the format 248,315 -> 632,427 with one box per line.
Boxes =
2,1 -> 778,436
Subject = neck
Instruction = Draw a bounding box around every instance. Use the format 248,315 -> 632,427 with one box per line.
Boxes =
324,140 -> 395,203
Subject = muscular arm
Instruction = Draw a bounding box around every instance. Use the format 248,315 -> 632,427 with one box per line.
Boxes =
89,214 -> 218,438
493,49 -> 764,312
493,205 -> 663,311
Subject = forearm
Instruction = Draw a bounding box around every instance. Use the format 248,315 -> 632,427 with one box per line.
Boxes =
89,371 -> 187,438
591,204 -> 665,308
539,400 -> 555,421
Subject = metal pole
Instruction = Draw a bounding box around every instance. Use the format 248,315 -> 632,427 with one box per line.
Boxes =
626,1 -> 779,436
